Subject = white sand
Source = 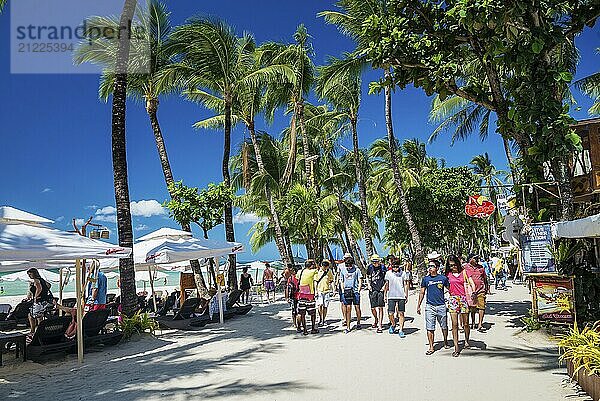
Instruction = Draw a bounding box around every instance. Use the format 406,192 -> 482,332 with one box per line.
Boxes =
0,284 -> 589,401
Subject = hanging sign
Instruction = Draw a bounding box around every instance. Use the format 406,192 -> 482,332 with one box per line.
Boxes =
531,275 -> 575,324
465,195 -> 496,218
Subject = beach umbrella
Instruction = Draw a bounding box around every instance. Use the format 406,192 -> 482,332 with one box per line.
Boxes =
0,268 -> 61,283
0,207 -> 132,364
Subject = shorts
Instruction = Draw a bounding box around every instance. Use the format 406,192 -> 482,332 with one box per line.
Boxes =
448,295 -> 469,314
369,291 -> 385,308
316,293 -> 331,307
264,280 -> 275,291
340,290 -> 360,306
469,293 -> 486,310
297,298 -> 316,314
387,298 -> 406,314
425,304 -> 448,331
30,300 -> 52,319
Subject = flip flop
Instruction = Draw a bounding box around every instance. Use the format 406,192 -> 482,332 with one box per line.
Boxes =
376,328 -> 383,333
444,344 -> 452,349
425,349 -> 435,355
371,323 -> 378,328
452,351 -> 460,357
477,327 -> 486,332
310,329 -> 319,334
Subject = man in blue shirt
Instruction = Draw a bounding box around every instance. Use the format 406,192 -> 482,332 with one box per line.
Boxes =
86,268 -> 108,311
417,260 -> 450,355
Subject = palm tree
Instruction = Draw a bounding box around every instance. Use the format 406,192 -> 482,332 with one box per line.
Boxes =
162,19 -> 290,288
0,0 -> 7,13
574,49 -> 600,115
190,47 -> 296,268
258,25 -> 315,190
384,70 -> 426,276
110,0 -> 138,316
316,54 -> 375,259
74,1 -> 211,297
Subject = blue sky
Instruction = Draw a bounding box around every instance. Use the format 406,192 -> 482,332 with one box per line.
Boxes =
0,1 -> 598,260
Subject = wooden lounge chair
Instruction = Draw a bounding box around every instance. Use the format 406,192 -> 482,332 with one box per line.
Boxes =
0,300 -> 32,330
26,316 -> 73,361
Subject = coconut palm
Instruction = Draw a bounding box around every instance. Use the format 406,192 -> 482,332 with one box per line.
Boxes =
74,1 -> 212,297
110,0 -> 137,316
316,54 -> 375,259
162,19 -> 292,288
0,0 -> 7,13
574,49 -> 600,115
189,47 -> 295,268
258,25 -> 315,190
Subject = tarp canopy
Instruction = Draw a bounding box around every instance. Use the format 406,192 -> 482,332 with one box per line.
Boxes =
0,206 -> 54,225
0,268 -> 60,283
555,213 -> 600,238
0,223 -> 132,262
0,260 -> 76,273
104,270 -> 168,282
137,227 -> 192,242
143,237 -> 243,265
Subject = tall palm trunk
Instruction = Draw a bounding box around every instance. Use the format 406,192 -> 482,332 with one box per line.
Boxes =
112,0 -> 138,317
297,101 -> 314,189
502,136 -> 519,185
384,73 -> 426,278
146,97 -> 210,298
248,123 -> 293,267
329,164 -> 365,272
223,97 -> 237,289
350,117 -> 375,258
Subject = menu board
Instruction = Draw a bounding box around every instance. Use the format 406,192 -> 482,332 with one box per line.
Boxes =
532,275 -> 575,324
521,223 -> 556,273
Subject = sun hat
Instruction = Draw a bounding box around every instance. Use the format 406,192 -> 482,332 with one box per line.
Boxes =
343,252 -> 352,259
370,254 -> 381,262
427,251 -> 442,260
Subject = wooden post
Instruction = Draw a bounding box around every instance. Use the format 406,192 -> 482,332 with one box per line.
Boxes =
215,256 -> 224,324
75,259 -> 84,363
148,265 -> 157,313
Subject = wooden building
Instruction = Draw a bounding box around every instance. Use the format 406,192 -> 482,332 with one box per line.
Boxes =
571,118 -> 600,203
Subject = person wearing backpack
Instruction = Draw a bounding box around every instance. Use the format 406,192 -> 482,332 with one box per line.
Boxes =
338,257 -> 363,333
297,260 -> 319,335
286,267 -> 299,329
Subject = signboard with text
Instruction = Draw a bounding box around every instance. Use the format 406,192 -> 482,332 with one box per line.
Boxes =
465,195 -> 495,218
531,275 -> 575,324
521,223 -> 556,273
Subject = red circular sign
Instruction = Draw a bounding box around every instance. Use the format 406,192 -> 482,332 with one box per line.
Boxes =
465,195 -> 495,218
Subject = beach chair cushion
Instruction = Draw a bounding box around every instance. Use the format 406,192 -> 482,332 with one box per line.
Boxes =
173,297 -> 201,320
226,290 -> 243,308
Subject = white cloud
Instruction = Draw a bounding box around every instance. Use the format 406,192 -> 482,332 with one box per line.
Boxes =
233,212 -> 265,224
94,214 -> 117,224
85,205 -> 99,210
130,200 -> 166,217
134,224 -> 149,232
41,188 -> 52,193
96,206 -> 117,216
55,216 -> 64,222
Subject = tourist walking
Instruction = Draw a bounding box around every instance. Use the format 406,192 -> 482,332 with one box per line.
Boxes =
445,255 -> 476,356
367,254 -> 386,333
285,267 -> 299,329
240,267 -> 254,304
417,260 -> 450,355
297,260 -> 319,335
384,260 -> 410,337
315,260 -> 334,326
339,257 -> 362,333
262,262 -> 276,303
465,255 -> 489,331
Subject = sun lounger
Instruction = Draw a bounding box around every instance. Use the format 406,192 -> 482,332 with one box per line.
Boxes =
26,316 -> 73,361
154,298 -> 207,330
189,291 -> 252,328
79,309 -> 122,348
0,300 -> 32,330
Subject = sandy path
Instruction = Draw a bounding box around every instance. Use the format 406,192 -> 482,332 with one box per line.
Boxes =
0,283 -> 589,401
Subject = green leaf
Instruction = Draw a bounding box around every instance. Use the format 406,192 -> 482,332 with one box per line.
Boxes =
531,41 -> 543,54
559,71 -> 573,82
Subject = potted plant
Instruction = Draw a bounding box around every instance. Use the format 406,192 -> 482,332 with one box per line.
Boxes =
557,322 -> 600,400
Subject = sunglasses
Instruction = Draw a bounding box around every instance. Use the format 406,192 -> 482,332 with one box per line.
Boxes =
449,263 -> 457,267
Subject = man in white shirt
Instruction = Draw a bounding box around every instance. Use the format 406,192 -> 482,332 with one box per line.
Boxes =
384,261 -> 410,338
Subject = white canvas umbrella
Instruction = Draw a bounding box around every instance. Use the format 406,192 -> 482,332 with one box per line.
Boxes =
0,210 -> 132,364
555,213 -> 600,238
0,268 -> 61,283
0,206 -> 54,226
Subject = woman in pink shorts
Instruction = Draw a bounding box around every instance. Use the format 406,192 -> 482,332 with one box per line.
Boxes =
445,255 -> 475,357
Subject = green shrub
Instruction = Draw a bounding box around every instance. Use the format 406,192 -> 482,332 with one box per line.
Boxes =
118,311 -> 159,340
521,309 -> 542,332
